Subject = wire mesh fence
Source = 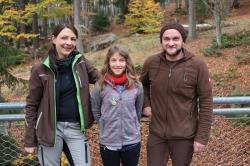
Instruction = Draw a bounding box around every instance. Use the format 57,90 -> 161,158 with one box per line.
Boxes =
0,121 -> 39,166
0,115 -> 249,166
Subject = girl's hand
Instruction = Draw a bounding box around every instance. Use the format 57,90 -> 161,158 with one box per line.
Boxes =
143,107 -> 152,117
24,147 -> 37,154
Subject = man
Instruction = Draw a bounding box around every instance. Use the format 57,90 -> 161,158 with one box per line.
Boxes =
140,22 -> 213,166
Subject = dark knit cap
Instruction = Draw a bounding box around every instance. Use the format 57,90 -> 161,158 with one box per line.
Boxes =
160,22 -> 187,43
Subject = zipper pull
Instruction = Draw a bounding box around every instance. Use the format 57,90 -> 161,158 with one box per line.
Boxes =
168,68 -> 172,78
190,111 -> 193,119
184,73 -> 187,82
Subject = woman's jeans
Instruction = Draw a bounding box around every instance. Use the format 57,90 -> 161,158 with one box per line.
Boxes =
38,122 -> 91,166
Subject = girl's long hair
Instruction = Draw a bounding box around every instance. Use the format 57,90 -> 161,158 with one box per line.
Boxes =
99,45 -> 139,90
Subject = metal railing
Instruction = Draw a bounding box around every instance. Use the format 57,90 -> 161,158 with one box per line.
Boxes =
1,97 -> 250,122
0,102 -> 25,122
213,96 -> 250,115
0,97 -> 250,166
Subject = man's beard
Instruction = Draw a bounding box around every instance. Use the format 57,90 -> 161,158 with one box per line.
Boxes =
166,48 -> 182,57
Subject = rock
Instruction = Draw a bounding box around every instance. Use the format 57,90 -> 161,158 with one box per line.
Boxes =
88,33 -> 118,52
182,22 -> 237,32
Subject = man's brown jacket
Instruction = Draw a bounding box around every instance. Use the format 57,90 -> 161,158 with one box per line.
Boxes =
140,48 -> 213,145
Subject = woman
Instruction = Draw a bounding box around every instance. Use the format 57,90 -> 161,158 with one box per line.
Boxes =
24,24 -> 99,165
91,45 -> 144,166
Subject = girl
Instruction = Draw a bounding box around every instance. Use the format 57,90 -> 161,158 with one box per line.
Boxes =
91,45 -> 144,166
24,24 -> 99,165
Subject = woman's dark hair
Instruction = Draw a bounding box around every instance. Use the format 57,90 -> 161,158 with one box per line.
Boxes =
52,24 -> 78,39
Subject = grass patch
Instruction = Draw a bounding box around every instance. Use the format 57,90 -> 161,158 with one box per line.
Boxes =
230,85 -> 250,97
226,66 -> 238,80
235,49 -> 250,65
203,30 -> 250,56
86,33 -> 160,68
135,64 -> 143,74
203,47 -> 222,56
212,66 -> 238,88
128,34 -> 159,52
229,117 -> 250,127
211,73 -> 226,87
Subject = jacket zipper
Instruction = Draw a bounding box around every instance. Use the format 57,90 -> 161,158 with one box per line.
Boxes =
72,58 -> 85,131
35,112 -> 43,129
189,109 -> 194,119
165,66 -> 172,138
53,74 -> 57,145
76,70 -> 82,88
43,62 -> 57,146
165,61 -> 187,137
119,91 -> 123,146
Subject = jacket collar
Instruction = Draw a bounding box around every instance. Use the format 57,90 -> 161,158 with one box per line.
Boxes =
43,52 -> 82,70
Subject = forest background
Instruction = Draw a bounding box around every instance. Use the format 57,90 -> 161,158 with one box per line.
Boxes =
0,0 -> 249,165
0,0 -> 248,101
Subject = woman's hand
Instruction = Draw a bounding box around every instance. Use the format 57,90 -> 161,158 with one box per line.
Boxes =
24,147 -> 37,154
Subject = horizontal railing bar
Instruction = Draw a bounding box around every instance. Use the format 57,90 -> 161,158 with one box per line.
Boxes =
213,108 -> 250,115
213,96 -> 250,104
0,97 -> 249,110
0,114 -> 25,122
0,97 -> 250,122
0,102 -> 26,110
1,108 -> 250,122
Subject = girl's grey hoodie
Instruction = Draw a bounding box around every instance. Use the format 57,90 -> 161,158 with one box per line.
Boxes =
91,82 -> 144,149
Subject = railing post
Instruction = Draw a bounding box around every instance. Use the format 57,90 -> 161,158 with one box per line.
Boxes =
0,122 -> 8,135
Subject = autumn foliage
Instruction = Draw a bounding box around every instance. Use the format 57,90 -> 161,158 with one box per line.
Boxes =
0,0 -> 71,40
125,0 -> 163,33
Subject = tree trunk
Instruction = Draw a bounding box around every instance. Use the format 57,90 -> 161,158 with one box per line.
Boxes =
31,0 -> 39,52
175,0 -> 182,9
159,0 -> 171,9
213,0 -> 222,47
188,0 -> 197,39
74,0 -> 84,53
19,0 -> 26,48
185,0 -> 189,11
226,0 -> 232,15
123,0 -> 130,14
19,23 -> 26,48
232,0 -> 240,8
111,0 -> 115,16
82,0 -> 89,27
32,13 -> 39,49
41,15 -> 48,38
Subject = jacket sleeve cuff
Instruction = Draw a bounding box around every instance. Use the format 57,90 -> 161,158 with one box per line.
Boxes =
25,129 -> 38,147
194,135 -> 209,145
25,141 -> 37,148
